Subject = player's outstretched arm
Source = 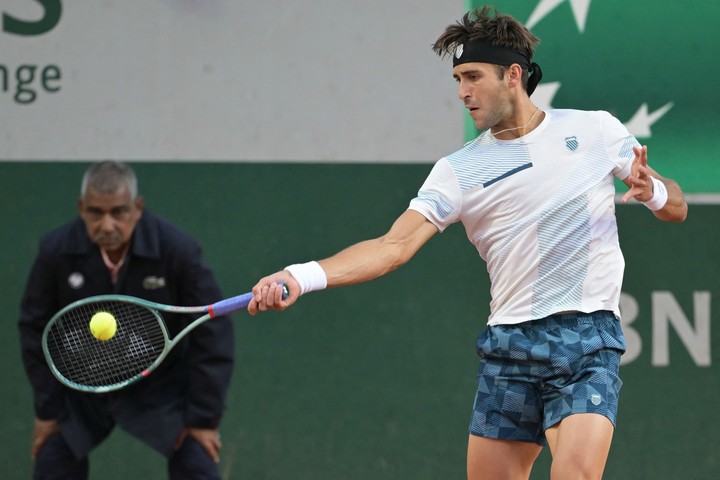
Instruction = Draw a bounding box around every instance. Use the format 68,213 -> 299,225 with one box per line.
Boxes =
621,145 -> 688,222
248,210 -> 438,314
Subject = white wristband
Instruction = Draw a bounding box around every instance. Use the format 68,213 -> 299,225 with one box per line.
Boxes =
642,176 -> 668,211
284,261 -> 327,295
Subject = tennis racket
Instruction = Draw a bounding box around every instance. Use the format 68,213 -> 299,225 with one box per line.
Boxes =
42,284 -> 288,393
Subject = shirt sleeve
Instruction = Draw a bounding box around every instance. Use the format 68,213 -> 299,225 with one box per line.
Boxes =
600,110 -> 640,181
408,158 -> 462,232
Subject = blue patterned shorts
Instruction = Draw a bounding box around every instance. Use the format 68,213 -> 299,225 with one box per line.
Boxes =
469,311 -> 626,445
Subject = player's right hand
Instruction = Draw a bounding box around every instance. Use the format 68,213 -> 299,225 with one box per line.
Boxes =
248,272 -> 300,315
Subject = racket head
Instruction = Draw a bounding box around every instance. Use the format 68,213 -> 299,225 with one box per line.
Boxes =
42,295 -> 171,393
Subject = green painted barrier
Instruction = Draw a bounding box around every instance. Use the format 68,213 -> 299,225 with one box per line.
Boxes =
0,163 -> 716,478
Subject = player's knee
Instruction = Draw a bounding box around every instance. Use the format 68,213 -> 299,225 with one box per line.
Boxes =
550,456 -> 606,480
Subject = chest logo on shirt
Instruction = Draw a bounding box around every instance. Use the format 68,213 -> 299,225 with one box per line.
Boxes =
68,272 -> 84,289
143,276 -> 166,290
565,136 -> 579,151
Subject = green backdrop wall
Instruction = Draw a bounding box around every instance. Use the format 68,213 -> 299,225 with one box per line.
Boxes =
466,0 -> 720,193
1,162 -> 717,479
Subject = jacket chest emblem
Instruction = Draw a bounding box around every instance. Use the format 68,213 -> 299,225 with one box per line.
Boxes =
143,276 -> 166,290
68,272 -> 84,289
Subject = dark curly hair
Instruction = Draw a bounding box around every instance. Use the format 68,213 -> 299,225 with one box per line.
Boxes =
432,6 -> 539,61
432,7 -> 541,91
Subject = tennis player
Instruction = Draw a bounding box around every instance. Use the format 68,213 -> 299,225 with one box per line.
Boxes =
249,7 -> 687,479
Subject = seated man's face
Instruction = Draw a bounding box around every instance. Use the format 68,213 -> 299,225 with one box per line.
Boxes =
78,185 -> 144,256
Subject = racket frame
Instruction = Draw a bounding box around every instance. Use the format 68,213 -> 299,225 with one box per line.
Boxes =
42,290 -> 257,393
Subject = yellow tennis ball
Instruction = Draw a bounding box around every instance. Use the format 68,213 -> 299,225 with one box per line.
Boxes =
90,311 -> 117,341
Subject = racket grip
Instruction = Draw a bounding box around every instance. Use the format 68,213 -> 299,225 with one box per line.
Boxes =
209,283 -> 289,317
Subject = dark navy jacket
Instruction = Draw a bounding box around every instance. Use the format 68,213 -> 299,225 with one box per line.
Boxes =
18,210 -> 234,458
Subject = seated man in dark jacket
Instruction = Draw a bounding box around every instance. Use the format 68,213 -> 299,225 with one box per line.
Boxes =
19,160 -> 234,479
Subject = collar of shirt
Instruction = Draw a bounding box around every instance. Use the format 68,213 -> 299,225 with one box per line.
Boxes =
100,244 -> 130,284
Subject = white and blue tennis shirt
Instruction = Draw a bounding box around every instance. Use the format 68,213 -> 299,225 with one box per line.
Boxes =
409,109 -> 638,326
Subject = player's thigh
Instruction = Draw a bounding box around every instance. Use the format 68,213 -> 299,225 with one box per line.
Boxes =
545,413 -> 614,480
467,434 -> 542,480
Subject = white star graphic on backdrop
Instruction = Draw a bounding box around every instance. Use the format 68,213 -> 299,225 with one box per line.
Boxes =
531,82 -> 561,110
623,102 -> 674,138
527,0 -> 593,32
524,1 -> 675,136
532,84 -> 674,138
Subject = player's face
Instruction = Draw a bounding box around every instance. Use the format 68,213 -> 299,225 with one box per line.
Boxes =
453,62 -> 512,131
78,185 -> 144,256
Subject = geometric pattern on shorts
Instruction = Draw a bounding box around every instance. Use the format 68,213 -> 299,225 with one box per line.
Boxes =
469,311 -> 626,445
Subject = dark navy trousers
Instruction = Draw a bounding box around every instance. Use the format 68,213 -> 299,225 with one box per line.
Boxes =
33,432 -> 221,480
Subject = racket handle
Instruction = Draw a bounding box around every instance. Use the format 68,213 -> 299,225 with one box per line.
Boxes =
209,283 -> 289,317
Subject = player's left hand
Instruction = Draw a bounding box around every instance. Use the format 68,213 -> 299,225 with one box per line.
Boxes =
622,145 -> 654,203
175,427 -> 222,463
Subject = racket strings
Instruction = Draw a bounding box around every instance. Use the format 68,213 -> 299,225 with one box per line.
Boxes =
45,301 -> 166,388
